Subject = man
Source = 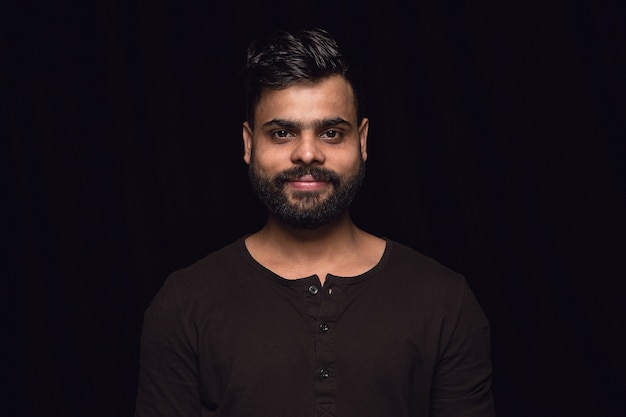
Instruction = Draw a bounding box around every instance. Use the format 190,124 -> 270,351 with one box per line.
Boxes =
135,28 -> 495,417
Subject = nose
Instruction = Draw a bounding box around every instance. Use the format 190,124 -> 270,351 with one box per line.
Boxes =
291,133 -> 325,166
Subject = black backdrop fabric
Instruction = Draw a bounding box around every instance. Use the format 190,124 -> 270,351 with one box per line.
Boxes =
11,1 -> 625,416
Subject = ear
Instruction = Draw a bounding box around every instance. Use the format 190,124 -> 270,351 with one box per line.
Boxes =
242,122 -> 253,165
358,118 -> 369,161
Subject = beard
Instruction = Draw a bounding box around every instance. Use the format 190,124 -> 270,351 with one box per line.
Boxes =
248,160 -> 366,230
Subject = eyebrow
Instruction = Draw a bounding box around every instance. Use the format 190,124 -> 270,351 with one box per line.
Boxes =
262,117 -> 352,130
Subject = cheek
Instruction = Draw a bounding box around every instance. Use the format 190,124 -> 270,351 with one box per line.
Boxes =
250,149 -> 289,176
250,143 -> 275,163
335,149 -> 364,170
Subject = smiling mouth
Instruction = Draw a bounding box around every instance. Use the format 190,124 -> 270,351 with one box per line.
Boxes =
273,166 -> 341,190
287,175 -> 329,191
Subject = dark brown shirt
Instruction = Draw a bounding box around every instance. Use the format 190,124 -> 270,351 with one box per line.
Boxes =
135,238 -> 495,417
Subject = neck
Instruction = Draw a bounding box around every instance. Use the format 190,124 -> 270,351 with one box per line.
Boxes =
253,210 -> 360,258
245,210 -> 386,283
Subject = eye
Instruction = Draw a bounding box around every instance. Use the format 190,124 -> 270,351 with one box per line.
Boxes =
272,129 -> 295,141
321,129 -> 343,142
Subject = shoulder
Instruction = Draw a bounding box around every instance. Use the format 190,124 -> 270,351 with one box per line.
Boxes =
384,240 -> 465,285
175,237 -> 246,277
156,237 -> 251,303
379,239 -> 471,310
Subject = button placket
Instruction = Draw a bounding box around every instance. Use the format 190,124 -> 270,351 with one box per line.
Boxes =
318,284 -> 333,333
312,280 -> 340,409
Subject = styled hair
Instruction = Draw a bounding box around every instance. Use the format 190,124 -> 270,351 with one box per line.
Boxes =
243,28 -> 362,127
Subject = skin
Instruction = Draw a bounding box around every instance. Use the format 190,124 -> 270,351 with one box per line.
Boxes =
242,75 -> 386,285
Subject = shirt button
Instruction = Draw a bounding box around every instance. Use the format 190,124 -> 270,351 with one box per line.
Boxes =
308,285 -> 319,295
319,322 -> 329,332
319,368 -> 330,379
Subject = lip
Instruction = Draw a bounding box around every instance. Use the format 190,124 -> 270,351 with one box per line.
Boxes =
287,175 -> 329,191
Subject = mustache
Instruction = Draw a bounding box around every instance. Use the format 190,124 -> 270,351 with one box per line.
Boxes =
273,166 -> 341,187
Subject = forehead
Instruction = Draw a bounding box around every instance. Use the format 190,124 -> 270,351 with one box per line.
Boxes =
254,75 -> 357,126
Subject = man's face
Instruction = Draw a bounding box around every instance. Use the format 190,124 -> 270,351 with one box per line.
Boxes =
242,75 -> 369,229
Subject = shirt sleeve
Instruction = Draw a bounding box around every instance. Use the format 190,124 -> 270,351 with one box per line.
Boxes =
135,276 -> 203,417
429,282 -> 496,417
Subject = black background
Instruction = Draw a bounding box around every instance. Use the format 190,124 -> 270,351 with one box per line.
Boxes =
11,1 -> 625,416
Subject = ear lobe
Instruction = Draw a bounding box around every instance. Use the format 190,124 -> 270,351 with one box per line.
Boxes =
242,122 -> 253,165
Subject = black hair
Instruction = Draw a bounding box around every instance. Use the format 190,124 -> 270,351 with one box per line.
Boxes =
243,28 -> 362,127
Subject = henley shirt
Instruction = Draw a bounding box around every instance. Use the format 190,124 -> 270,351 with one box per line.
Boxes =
135,237 -> 495,417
